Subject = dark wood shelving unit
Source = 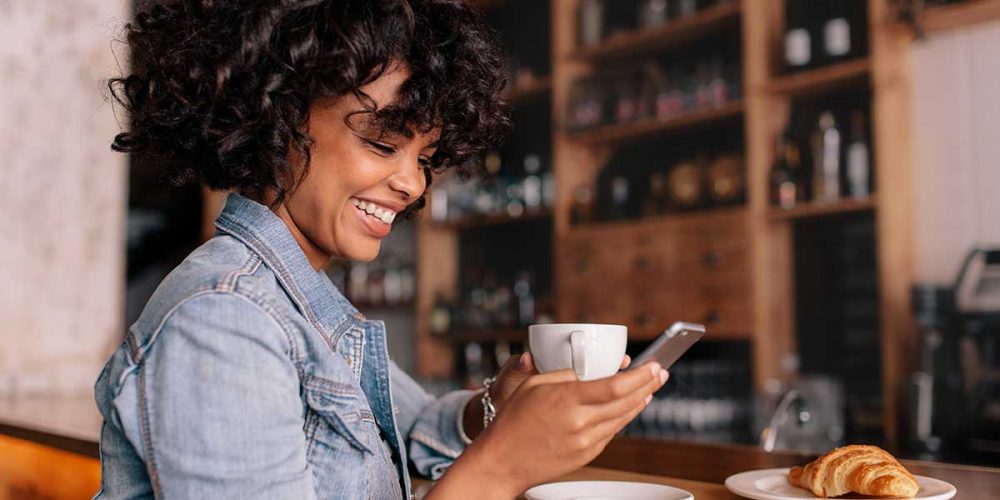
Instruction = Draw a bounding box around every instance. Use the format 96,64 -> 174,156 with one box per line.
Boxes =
564,101 -> 744,145
768,58 -> 871,100
430,208 -> 552,230
569,1 -> 742,61
767,198 -> 877,222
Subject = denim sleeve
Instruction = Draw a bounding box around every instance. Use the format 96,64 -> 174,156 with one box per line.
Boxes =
139,291 -> 316,499
389,363 -> 475,480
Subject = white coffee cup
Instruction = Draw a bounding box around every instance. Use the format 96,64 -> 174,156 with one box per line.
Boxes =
528,323 -> 627,381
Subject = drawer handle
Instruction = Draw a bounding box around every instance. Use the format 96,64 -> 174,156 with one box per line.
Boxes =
635,313 -> 653,327
634,256 -> 651,271
703,250 -> 723,268
704,310 -> 722,325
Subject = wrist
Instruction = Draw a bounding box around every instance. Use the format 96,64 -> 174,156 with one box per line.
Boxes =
453,434 -> 523,498
461,390 -> 485,441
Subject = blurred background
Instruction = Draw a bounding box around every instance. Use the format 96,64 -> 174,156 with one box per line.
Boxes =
3,0 -> 1000,494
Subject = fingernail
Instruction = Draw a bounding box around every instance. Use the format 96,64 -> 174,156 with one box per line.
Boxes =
646,362 -> 661,377
659,369 -> 669,384
644,394 -> 653,405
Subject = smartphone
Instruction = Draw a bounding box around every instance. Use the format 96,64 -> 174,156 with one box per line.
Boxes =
629,322 -> 706,370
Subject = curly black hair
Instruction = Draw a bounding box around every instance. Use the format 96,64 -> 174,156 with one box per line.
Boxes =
110,0 -> 510,213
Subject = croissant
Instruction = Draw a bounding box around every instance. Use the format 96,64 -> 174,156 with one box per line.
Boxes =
788,445 -> 919,498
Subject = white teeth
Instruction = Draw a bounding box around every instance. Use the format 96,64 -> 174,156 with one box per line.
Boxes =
353,198 -> 396,224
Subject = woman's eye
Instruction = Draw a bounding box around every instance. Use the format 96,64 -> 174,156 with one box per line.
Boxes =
418,156 -> 432,167
365,139 -> 396,155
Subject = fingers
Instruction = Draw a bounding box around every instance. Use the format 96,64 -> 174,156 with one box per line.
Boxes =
575,362 -> 665,405
519,352 -> 536,373
586,368 -> 667,422
588,389 -> 653,444
619,354 -> 631,370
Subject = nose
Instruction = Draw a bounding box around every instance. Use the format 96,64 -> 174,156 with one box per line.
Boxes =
387,157 -> 427,205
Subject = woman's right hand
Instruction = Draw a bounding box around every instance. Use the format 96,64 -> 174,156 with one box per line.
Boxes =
440,361 -> 668,498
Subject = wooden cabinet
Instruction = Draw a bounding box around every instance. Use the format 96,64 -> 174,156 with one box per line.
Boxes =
556,213 -> 753,340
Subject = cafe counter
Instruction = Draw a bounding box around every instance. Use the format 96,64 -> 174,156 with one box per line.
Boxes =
2,396 -> 999,499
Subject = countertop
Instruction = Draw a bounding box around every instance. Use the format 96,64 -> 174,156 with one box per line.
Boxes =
3,397 -> 999,497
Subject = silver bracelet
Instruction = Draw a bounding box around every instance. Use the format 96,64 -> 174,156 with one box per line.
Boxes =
481,376 -> 497,429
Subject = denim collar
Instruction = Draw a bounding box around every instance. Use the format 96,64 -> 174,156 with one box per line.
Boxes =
214,193 -> 361,339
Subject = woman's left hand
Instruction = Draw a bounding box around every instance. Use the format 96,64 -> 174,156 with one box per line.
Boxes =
462,352 -> 632,439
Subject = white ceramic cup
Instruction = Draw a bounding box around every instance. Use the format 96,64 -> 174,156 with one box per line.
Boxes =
528,323 -> 628,381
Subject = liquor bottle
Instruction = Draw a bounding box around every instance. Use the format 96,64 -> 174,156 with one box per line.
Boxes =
513,271 -> 536,326
770,131 -> 803,209
811,111 -> 842,204
613,76 -> 640,124
674,0 -> 698,18
823,0 -> 852,63
578,0 -> 605,47
846,110 -> 871,199
642,172 -> 668,217
784,0 -> 813,71
430,293 -> 451,337
383,258 -> 403,305
638,0 -> 669,29
522,154 -> 543,209
608,175 -> 631,220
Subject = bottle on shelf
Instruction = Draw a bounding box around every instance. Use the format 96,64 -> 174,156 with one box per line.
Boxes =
578,0 -> 605,48
846,109 -> 871,199
811,111 -> 842,204
430,293 -> 452,337
513,271 -> 536,326
770,131 -> 805,209
638,0 -> 670,30
522,154 -> 544,210
784,0 -> 813,72
608,175 -> 632,221
642,171 -> 668,217
674,0 -> 698,19
822,0 -> 852,63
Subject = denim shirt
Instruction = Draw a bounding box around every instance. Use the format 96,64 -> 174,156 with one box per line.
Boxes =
94,194 -> 473,499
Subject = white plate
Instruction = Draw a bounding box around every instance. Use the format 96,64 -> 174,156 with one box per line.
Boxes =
724,468 -> 957,500
524,480 -> 694,500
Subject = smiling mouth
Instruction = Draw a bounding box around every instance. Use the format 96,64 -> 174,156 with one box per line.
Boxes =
351,198 -> 397,225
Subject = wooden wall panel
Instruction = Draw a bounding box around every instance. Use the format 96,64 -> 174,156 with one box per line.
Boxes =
911,20 -> 1000,284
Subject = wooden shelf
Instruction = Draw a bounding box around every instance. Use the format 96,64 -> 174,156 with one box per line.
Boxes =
922,0 -> 1000,34
570,2 -> 742,61
768,58 -> 871,99
430,207 -> 552,230
352,300 -> 415,310
506,75 -> 552,105
564,101 -> 744,145
767,198 -> 877,221
567,206 -> 749,237
448,327 -> 528,344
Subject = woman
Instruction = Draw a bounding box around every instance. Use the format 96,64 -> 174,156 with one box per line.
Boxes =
97,1 -> 667,498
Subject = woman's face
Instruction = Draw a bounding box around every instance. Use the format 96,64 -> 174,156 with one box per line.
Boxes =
275,66 -> 435,269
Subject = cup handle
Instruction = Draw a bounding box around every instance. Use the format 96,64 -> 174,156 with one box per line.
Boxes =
569,330 -> 590,380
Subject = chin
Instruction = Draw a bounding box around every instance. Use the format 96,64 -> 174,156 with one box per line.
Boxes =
343,242 -> 381,263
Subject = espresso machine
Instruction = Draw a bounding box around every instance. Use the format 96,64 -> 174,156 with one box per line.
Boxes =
908,247 -> 1000,463
954,247 -> 1000,459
